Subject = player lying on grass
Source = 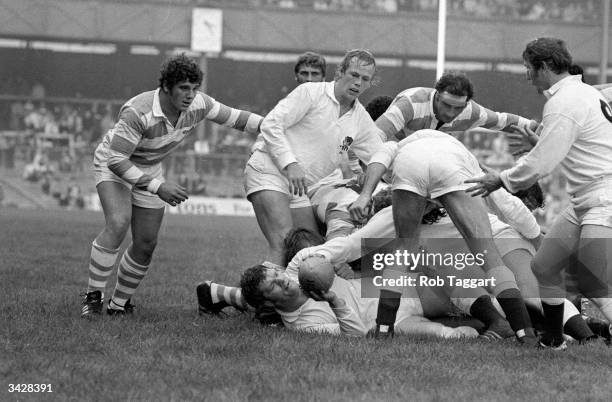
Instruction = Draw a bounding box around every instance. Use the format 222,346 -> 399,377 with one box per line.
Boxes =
239,256 -> 480,339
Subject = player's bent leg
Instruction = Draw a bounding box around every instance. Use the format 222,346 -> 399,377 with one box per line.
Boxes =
249,190 -> 293,266
373,190 -> 427,338
502,249 -> 540,307
82,182 -> 132,318
197,281 -> 249,315
532,214 -> 579,343
108,206 -> 165,314
95,181 -> 133,249
440,191 -> 534,341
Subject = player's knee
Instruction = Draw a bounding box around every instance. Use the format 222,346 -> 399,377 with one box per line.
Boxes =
134,235 -> 158,256
487,266 -> 518,295
530,256 -> 549,282
105,214 -> 130,238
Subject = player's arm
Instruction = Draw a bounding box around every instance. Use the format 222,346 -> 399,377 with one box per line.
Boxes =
375,97 -> 415,141
106,107 -> 186,204
301,290 -> 368,337
199,93 -> 263,134
594,83 -> 612,91
500,113 -> 578,193
469,101 -> 538,133
485,188 -> 541,240
289,206 -> 396,272
349,139 -> 409,221
259,84 -> 313,172
394,316 -> 478,339
467,114 -> 578,196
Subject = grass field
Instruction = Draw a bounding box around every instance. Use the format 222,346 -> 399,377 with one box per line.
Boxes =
2,208 -> 612,402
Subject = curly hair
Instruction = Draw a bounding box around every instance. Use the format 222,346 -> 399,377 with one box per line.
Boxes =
434,72 -> 474,101
284,228 -> 324,264
421,208 -> 447,225
239,264 -> 268,308
158,53 -> 203,90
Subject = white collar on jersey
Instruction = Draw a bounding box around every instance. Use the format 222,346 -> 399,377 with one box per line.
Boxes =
544,74 -> 582,100
152,88 -> 165,118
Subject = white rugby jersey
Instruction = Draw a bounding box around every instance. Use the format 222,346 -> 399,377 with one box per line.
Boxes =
94,88 -> 262,192
283,264 -> 420,337
500,75 -> 612,195
254,81 -> 384,186
376,87 -> 534,140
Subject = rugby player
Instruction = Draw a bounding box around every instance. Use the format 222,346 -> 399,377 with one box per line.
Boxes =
245,49 -> 384,269
81,54 -> 263,317
349,129 -> 537,343
466,37 -> 612,349
239,258 -> 480,339
374,71 -> 539,142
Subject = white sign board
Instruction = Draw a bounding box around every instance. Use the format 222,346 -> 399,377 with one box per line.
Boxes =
191,8 -> 223,53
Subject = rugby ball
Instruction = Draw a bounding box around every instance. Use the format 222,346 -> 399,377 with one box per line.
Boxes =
298,255 -> 335,293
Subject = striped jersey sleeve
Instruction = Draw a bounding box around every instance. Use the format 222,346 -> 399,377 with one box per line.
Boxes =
103,90 -> 262,193
376,88 -> 432,140
469,101 -> 531,131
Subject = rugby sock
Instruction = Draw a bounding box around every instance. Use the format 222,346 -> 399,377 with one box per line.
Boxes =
86,240 -> 120,299
109,250 -> 149,310
376,289 -> 401,330
469,295 -> 505,328
495,288 -> 532,334
541,301 -> 565,341
526,304 -> 546,332
209,283 -> 248,310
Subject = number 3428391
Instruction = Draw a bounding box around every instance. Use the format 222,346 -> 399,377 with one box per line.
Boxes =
8,384 -> 53,392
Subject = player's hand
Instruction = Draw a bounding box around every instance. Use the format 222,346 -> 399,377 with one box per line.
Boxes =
334,263 -> 355,280
157,182 -> 188,206
465,172 -> 503,197
284,162 -> 307,196
348,194 -> 372,222
306,289 -> 345,308
334,173 -> 366,193
506,124 -> 539,156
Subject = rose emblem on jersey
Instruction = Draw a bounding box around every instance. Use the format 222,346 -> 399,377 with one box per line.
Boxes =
339,136 -> 353,152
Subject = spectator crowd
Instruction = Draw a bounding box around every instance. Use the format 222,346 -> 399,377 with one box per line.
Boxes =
126,0 -> 601,23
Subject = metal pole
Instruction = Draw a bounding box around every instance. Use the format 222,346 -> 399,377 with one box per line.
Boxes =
600,0 -> 610,84
436,0 -> 447,80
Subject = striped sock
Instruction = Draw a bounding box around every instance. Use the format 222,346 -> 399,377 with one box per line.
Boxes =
209,283 -> 248,310
86,240 -> 120,299
109,250 -> 149,309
